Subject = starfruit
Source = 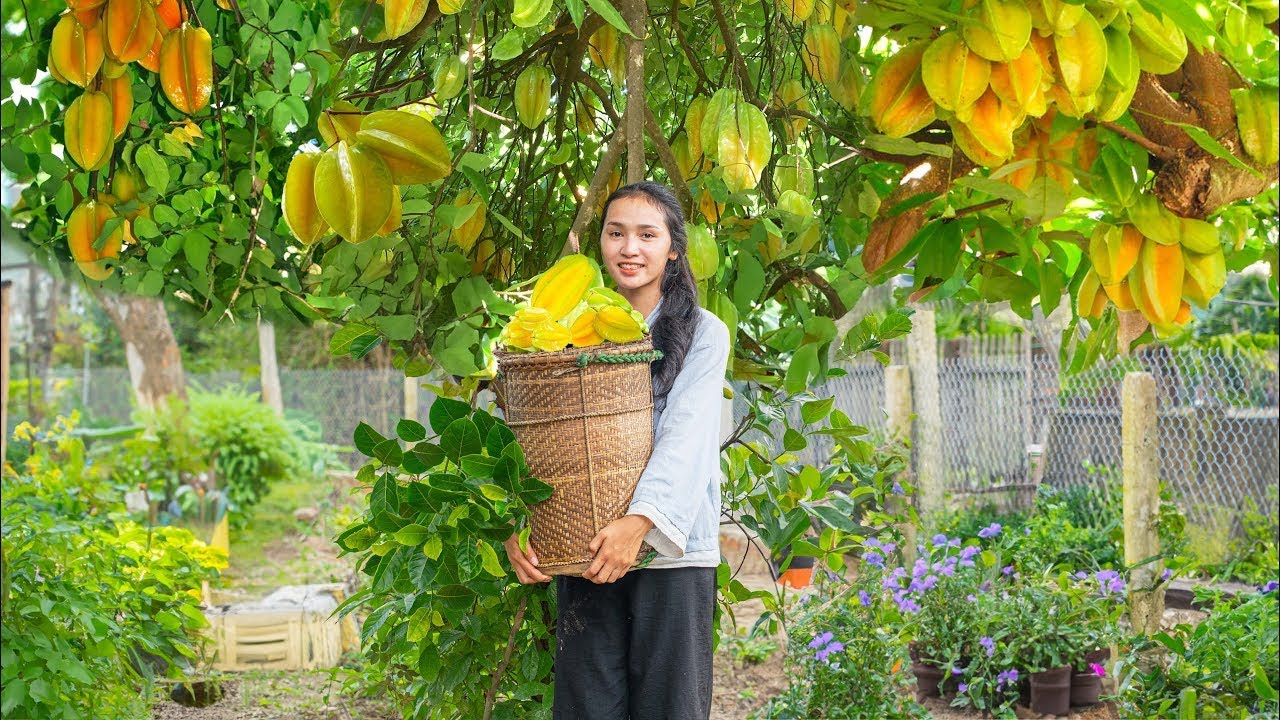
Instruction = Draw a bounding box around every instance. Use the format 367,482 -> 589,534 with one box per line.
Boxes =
66,90 -> 115,171
699,89 -> 743,164
104,0 -> 157,63
434,56 -> 466,101
1103,279 -> 1137,311
159,23 -> 212,114
531,254 -> 601,321
1232,87 -> 1279,165
67,199 -> 128,279
959,89 -> 1022,162
103,73 -> 132,138
672,133 -> 697,180
1182,247 -> 1227,307
585,286 -> 629,309
1132,237 -> 1185,326
594,304 -> 645,343
780,0 -> 814,23
1052,11 -> 1106,100
102,57 -> 127,78
717,99 -> 772,193
685,96 -> 709,164
502,321 -> 534,350
1129,6 -> 1187,75
1089,223 -> 1143,285
112,166 -> 142,202
137,30 -> 162,72
922,31 -> 991,120
383,0 -> 427,39
570,310 -> 604,347
829,58 -> 865,112
377,188 -> 403,237
450,190 -> 486,253
802,24 -> 840,85
1076,269 -> 1107,318
313,141 -> 394,244
154,0 -> 184,30
511,0 -> 553,28
282,151 -> 329,245
950,120 -> 1005,167
1127,194 -> 1182,245
687,224 -> 719,281
774,151 -> 816,198
1033,0 -> 1085,34
355,110 -> 452,185
962,0 -> 1032,62
318,101 -> 363,146
438,0 -> 464,14
514,65 -> 552,129
588,24 -> 626,79
50,13 -> 105,87
698,189 -> 725,224
531,321 -> 571,352
863,40 -> 936,138
1094,28 -> 1140,122
989,45 -> 1046,116
775,79 -> 810,140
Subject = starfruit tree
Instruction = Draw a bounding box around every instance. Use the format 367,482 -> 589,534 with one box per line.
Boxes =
2,0 -> 1278,714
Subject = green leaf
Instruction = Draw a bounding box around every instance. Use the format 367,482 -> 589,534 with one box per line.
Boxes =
801,397 -> 834,425
408,442 -> 445,472
565,0 -> 585,27
429,397 -> 472,434
584,0 -> 635,36
863,134 -> 953,158
1166,120 -> 1264,178
353,422 -> 387,456
485,424 -> 517,457
733,252 -> 765,314
373,438 -> 404,467
394,523 -> 431,546
782,428 -> 807,452
396,419 -> 428,442
440,417 -> 482,461
424,535 -> 443,560
809,503 -> 859,533
478,541 -> 506,577
784,344 -> 819,395
330,323 -> 382,358
1252,663 -> 1278,701
370,474 -> 399,518
477,484 -> 508,502
461,454 -> 498,478
135,144 -> 170,191
491,30 -> 524,61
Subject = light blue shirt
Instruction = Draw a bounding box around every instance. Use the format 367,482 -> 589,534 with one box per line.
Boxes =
628,298 -> 731,569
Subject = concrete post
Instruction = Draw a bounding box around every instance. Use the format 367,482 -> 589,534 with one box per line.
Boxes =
1123,372 -> 1165,635
906,305 -> 945,525
258,320 -> 283,416
404,376 -> 420,423
885,365 -> 917,567
2,280 -> 11,465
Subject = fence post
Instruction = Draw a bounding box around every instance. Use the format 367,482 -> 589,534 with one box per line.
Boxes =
258,320 -> 284,415
403,376 -> 420,424
907,304 -> 945,525
1122,371 -> 1165,635
1,280 -> 11,464
885,365 -> 917,567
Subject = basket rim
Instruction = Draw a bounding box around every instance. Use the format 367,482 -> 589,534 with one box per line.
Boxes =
494,337 -> 656,370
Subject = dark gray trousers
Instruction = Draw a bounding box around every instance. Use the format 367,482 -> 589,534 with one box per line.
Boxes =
553,567 -> 717,720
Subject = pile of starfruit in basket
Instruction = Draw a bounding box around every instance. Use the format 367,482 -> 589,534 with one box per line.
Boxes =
500,254 -> 649,352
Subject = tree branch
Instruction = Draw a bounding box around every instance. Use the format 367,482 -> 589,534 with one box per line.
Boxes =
710,0 -> 755,97
1096,120 -> 1179,162
481,594 -> 528,720
643,105 -> 692,210
763,266 -> 848,317
562,127 -> 627,257
623,0 -> 647,183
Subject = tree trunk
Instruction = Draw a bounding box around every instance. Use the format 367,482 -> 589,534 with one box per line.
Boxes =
92,291 -> 187,411
26,266 -> 60,425
622,0 -> 647,183
258,319 -> 283,415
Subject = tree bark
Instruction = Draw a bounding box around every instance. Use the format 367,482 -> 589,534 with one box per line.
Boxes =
622,0 -> 647,184
26,267 -> 60,425
258,319 -> 283,415
92,291 -> 187,411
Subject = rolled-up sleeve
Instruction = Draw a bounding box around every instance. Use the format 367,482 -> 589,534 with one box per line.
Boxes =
627,315 -> 730,557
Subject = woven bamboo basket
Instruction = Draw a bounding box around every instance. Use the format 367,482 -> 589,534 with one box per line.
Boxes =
494,338 -> 661,575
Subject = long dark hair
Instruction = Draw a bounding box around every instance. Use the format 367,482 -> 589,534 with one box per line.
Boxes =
600,182 -> 699,403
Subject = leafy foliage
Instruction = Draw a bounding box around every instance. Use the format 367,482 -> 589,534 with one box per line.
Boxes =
0,416 -> 225,719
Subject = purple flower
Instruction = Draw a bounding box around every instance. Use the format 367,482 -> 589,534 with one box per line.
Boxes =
1089,663 -> 1106,678
966,593 -> 977,602
1161,569 -> 1173,582
913,558 -> 930,577
864,551 -> 885,568
1002,565 -> 1015,576
931,533 -> 949,546
1261,581 -> 1279,594
940,563 -> 956,577
960,545 -> 980,560
882,542 -> 897,554
1074,571 -> 1089,580
865,537 -> 882,550
979,636 -> 996,656
997,669 -> 1019,688
892,481 -> 905,495
948,537 -> 961,547
979,581 -> 992,593
1023,527 -> 1031,535
894,592 -> 921,614
978,523 -> 1002,539
952,666 -> 965,676
1095,570 -> 1126,595
814,641 -> 845,663
808,631 -> 834,649
859,589 -> 871,607
958,682 -> 968,693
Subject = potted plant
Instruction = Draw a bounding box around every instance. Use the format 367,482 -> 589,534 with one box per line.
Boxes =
1011,582 -> 1077,716
1065,569 -> 1127,706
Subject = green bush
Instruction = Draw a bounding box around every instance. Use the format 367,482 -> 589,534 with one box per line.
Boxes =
188,386 -> 302,515
1,417 -> 225,719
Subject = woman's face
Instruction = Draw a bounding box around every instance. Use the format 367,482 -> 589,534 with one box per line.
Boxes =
600,196 -> 677,294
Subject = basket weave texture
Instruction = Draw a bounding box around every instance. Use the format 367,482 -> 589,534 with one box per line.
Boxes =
494,338 -> 658,575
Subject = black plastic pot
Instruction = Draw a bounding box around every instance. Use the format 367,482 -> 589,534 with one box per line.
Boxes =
912,661 -> 945,700
1030,665 -> 1072,716
1071,670 -> 1102,707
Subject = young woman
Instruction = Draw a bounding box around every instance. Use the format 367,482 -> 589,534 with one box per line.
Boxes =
503,181 -> 730,719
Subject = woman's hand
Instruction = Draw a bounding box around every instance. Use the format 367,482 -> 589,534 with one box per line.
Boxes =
505,533 -> 551,584
582,515 -> 654,584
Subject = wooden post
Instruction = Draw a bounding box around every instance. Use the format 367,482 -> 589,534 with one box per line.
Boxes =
1123,372 -> 1165,635
2,280 -> 12,466
885,364 -> 917,567
403,376 -> 420,424
906,304 -> 945,526
258,320 -> 283,416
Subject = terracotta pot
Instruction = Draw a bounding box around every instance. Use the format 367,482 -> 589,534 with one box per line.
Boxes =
778,567 -> 812,588
1071,671 -> 1102,706
1030,665 -> 1072,716
912,661 -> 945,700
1084,647 -> 1112,666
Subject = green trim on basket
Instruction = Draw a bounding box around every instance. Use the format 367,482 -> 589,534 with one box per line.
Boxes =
575,349 -> 665,367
